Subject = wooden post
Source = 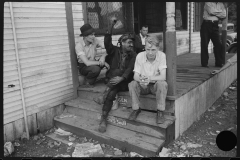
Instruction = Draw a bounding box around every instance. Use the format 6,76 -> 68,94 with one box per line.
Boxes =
165,2 -> 177,97
221,7 -> 228,64
65,2 -> 79,98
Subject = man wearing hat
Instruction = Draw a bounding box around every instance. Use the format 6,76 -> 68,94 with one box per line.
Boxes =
93,20 -> 137,133
75,23 -> 109,87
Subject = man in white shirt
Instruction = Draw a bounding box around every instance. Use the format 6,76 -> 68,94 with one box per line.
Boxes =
75,24 -> 109,88
128,35 -> 168,124
134,25 -> 148,54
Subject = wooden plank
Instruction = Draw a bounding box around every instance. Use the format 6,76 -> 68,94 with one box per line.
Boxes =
15,26 -> 67,34
13,22 -> 67,29
5,31 -> 68,40
17,35 -> 68,44
12,7 -> 66,13
4,90 -> 21,99
66,106 -> 166,139
13,118 -> 24,139
65,98 -> 175,129
27,113 -> 38,136
4,123 -> 15,142
65,2 -> 78,99
17,39 -> 69,49
12,2 -> 65,9
54,115 -> 164,156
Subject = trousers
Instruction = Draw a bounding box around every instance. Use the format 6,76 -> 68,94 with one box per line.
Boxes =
78,63 -> 101,85
200,21 -> 224,66
128,80 -> 168,111
102,69 -> 129,114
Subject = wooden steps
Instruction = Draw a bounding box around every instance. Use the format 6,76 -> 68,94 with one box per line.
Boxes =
53,97 -> 175,156
77,80 -> 175,115
54,113 -> 164,156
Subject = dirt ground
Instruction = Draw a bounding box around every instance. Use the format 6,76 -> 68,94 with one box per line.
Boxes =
6,80 -> 237,157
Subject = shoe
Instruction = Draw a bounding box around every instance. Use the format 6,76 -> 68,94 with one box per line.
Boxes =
215,64 -> 224,67
128,109 -> 141,121
156,110 -> 165,124
79,82 -> 94,88
98,112 -> 108,133
93,87 -> 111,105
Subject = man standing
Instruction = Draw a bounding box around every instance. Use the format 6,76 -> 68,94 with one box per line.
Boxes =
75,24 -> 109,88
134,25 -> 148,54
128,35 -> 168,124
94,21 -> 137,133
200,2 -> 227,67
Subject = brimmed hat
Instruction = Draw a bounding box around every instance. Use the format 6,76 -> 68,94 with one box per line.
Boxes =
118,34 -> 135,43
80,24 -> 94,37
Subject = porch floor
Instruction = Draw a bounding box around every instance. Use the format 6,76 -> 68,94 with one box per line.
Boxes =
175,53 -> 234,98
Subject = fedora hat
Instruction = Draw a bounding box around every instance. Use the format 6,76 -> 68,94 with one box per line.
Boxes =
80,24 -> 94,37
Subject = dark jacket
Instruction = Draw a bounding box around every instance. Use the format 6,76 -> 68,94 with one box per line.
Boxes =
104,33 -> 136,82
134,34 -> 145,54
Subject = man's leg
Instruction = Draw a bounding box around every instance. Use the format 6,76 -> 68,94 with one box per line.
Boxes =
98,85 -> 120,133
200,22 -> 211,67
150,80 -> 168,124
211,23 -> 224,67
128,81 -> 150,120
79,64 -> 101,85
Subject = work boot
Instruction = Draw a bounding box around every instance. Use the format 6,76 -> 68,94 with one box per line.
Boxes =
93,87 -> 111,105
98,112 -> 108,133
128,109 -> 141,121
156,110 -> 165,124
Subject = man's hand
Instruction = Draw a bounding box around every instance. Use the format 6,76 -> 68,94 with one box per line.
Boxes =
109,76 -> 124,85
99,56 -> 106,67
139,75 -> 150,86
104,62 -> 110,70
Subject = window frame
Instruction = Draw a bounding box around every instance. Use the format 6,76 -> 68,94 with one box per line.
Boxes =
175,2 -> 188,31
82,2 -> 134,36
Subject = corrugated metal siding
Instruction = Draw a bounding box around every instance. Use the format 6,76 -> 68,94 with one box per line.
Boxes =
4,2 -> 74,124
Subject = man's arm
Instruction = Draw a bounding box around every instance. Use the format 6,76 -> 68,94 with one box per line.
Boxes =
150,68 -> 166,81
122,53 -> 137,80
205,2 -> 226,19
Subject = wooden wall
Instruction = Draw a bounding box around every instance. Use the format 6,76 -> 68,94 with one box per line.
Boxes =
174,62 -> 237,139
4,2 -> 74,142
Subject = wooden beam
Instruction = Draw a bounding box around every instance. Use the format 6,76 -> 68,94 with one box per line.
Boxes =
221,7 -> 228,64
65,2 -> 78,98
165,2 -> 177,96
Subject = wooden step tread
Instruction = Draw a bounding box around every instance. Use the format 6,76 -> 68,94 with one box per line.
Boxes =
54,114 -> 164,156
78,80 -> 177,100
65,98 -> 175,129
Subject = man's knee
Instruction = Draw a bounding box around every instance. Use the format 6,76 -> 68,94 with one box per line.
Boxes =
156,80 -> 168,90
128,81 -> 139,90
91,65 -> 101,75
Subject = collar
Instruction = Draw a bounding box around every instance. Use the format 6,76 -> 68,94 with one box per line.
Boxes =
140,33 -> 146,39
144,51 -> 160,63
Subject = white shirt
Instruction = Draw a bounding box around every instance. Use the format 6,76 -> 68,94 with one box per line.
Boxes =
140,33 -> 146,46
75,37 -> 104,63
133,51 -> 167,77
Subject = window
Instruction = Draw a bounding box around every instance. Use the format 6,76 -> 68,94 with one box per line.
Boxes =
194,2 -> 204,32
175,2 -> 188,30
83,2 -> 134,36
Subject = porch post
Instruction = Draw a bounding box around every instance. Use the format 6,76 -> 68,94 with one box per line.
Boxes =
221,7 -> 228,64
165,2 -> 177,97
65,2 -> 79,98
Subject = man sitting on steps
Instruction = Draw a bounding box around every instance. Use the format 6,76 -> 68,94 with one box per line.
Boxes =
93,19 -> 137,133
128,35 -> 168,124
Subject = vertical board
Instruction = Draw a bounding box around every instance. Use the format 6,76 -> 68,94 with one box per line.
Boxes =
4,123 -> 15,142
175,63 -> 237,138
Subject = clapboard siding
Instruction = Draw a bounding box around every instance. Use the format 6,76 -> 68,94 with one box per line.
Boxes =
3,2 -> 74,125
3,2 -> 23,124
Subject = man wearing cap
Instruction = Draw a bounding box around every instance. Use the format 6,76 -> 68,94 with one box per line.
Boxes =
75,23 -> 109,87
93,20 -> 137,133
128,35 -> 168,124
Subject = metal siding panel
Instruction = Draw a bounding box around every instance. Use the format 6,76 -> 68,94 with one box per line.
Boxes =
4,2 -> 74,125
